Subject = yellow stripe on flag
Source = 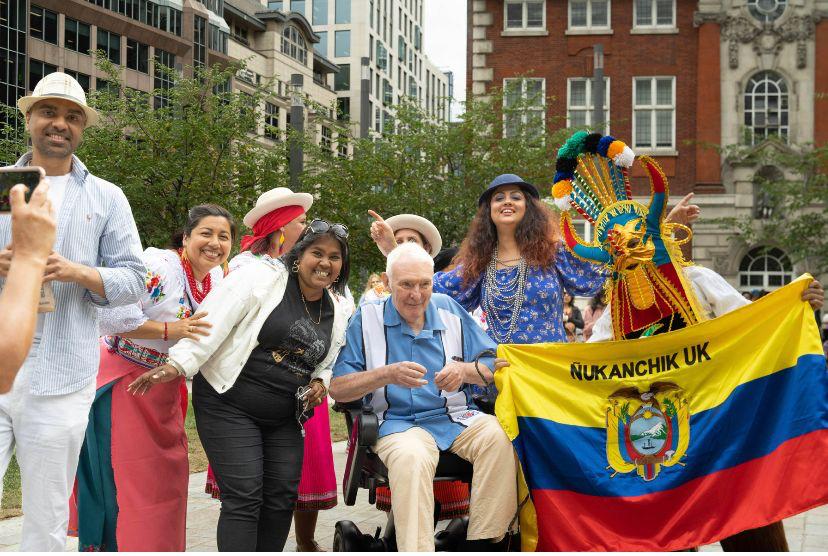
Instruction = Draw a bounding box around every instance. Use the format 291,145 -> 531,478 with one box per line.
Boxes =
495,274 -> 823,432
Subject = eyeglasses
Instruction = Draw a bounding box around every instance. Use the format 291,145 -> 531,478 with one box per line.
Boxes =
307,219 -> 349,239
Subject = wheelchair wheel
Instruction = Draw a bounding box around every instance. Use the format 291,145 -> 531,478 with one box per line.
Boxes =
332,521 -> 353,552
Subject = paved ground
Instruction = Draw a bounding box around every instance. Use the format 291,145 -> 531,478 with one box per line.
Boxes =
0,440 -> 825,551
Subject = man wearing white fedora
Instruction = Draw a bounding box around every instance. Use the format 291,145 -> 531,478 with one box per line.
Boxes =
0,72 -> 144,550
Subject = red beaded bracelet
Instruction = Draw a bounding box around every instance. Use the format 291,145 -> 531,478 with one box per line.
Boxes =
163,322 -> 168,342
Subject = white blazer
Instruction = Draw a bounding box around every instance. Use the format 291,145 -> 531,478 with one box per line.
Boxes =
168,258 -> 348,393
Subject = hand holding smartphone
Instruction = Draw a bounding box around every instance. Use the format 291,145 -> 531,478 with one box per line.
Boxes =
0,167 -> 44,213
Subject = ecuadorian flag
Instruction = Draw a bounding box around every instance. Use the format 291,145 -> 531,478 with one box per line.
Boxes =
495,274 -> 828,551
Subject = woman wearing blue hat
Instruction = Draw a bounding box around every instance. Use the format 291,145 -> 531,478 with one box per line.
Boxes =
432,173 -> 697,345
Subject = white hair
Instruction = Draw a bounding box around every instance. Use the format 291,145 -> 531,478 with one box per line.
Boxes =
386,242 -> 434,279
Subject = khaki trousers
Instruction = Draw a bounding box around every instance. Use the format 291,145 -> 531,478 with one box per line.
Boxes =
373,414 -> 517,552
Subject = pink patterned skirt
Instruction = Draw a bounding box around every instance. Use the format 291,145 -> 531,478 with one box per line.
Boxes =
205,398 -> 337,510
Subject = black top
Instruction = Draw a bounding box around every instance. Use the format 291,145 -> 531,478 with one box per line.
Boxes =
216,273 -> 335,421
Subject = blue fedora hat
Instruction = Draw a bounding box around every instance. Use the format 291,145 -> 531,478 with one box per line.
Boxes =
478,174 -> 540,206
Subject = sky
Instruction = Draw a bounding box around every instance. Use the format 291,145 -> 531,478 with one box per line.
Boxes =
423,0 -> 466,120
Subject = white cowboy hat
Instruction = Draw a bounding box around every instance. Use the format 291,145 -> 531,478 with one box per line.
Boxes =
17,72 -> 99,127
243,187 -> 314,228
386,214 -> 443,257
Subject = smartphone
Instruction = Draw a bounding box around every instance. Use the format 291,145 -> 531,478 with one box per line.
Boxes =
0,167 -> 44,213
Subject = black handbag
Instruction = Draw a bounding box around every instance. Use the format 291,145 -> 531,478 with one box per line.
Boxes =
470,349 -> 498,415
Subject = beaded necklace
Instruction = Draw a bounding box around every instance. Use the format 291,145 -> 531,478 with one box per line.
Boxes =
481,245 -> 527,343
178,248 -> 212,305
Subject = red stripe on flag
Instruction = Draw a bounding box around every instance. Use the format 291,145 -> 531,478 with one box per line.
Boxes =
531,429 -> 828,551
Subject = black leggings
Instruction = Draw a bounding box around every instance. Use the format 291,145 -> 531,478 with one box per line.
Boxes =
192,373 -> 305,551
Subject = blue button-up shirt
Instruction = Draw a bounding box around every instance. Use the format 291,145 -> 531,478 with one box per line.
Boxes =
333,293 -> 497,450
0,153 -> 145,395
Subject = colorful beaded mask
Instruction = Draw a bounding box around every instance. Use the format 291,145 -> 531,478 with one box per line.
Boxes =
552,131 -> 706,340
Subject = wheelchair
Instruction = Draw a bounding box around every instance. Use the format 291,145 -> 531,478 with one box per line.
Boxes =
331,400 -> 519,552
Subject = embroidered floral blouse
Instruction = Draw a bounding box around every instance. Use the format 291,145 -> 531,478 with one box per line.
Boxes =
433,244 -> 606,344
98,247 -> 225,353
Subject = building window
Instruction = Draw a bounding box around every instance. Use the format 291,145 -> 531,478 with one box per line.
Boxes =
194,16 -> 207,69
97,29 -> 121,64
96,77 -> 119,96
290,0 -> 306,16
569,0 -> 609,29
264,102 -> 280,140
567,77 -> 609,133
65,18 -> 91,55
634,0 -> 674,28
153,49 -> 175,108
315,31 -> 328,56
334,63 -> 350,91
335,30 -> 351,57
337,96 -> 350,120
747,0 -> 786,23
126,39 -> 149,73
337,139 -> 348,158
63,70 -> 91,93
336,0 -> 350,23
29,59 -> 57,92
383,79 -> 392,104
268,1 -> 283,9
313,0 -> 328,24
503,77 -> 545,138
375,107 -> 381,131
504,0 -> 545,30
739,247 -> 793,289
209,24 -> 228,54
752,166 -> 783,220
282,26 -> 307,65
320,125 -> 332,152
30,5 -> 57,44
744,71 -> 788,145
633,76 -> 674,150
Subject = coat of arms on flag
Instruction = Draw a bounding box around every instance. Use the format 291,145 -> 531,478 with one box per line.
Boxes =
606,383 -> 689,481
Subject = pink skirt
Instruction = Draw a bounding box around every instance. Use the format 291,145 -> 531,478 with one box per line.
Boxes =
205,397 -> 337,510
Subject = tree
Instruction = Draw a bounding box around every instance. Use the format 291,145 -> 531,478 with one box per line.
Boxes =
717,140 -> 828,275
301,83 -> 570,286
2,56 -> 296,249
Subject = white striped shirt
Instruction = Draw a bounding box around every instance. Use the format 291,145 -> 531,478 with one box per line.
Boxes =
0,153 -> 145,395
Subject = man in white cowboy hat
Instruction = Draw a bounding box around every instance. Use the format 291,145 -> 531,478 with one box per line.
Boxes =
0,72 -> 144,550
368,210 -> 443,258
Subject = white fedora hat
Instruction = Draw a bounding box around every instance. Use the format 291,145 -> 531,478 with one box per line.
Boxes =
386,214 -> 442,257
244,187 -> 314,228
17,72 -> 99,127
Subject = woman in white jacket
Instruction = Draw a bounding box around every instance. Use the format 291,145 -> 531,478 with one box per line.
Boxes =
129,220 -> 351,551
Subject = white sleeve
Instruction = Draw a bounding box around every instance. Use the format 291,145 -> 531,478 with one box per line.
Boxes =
98,304 -> 148,336
684,265 -> 750,318
587,302 -> 614,342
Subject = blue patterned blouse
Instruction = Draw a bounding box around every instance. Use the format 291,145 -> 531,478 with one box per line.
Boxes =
433,244 -> 606,344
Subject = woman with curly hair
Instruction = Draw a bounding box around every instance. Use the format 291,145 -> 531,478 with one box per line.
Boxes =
433,174 -> 606,344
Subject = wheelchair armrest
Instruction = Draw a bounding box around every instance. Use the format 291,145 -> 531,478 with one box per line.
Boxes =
342,405 -> 381,506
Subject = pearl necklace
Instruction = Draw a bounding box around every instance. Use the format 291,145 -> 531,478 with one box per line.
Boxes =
482,246 -> 527,343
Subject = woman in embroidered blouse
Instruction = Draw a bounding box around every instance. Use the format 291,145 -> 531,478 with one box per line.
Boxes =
128,221 -> 351,551
432,175 -> 605,345
71,204 -> 236,551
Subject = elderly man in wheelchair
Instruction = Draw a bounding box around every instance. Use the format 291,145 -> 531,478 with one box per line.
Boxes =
330,243 -> 518,552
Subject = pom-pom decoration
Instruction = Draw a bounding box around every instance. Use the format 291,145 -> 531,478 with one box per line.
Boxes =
552,179 -> 573,199
613,145 -> 636,168
597,135 -> 615,157
583,132 -> 602,154
606,140 -> 626,161
554,195 -> 573,212
557,130 -> 590,159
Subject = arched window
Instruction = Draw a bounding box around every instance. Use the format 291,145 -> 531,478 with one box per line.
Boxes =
752,166 -> 783,219
744,71 -> 788,145
281,26 -> 307,65
747,0 -> 787,23
739,247 -> 794,290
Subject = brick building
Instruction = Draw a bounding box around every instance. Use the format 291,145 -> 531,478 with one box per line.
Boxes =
468,0 -> 828,291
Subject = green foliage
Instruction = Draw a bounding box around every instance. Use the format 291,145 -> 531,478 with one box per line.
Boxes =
716,140 -> 828,275
620,402 -> 630,423
302,84 -> 570,289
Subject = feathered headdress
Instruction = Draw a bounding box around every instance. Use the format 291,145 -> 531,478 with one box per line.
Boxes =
552,131 -> 707,340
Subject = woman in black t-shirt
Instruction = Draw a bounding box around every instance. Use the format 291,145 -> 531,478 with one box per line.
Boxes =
128,221 -> 351,551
